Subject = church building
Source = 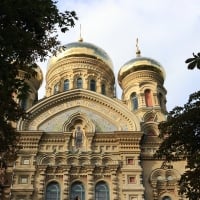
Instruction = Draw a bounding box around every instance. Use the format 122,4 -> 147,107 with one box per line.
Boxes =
7,38 -> 186,200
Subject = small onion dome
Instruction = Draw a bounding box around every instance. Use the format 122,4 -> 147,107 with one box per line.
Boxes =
47,41 -> 113,71
118,56 -> 166,85
33,65 -> 43,90
18,64 -> 43,90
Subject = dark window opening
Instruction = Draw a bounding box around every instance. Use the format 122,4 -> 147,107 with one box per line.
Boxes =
64,79 -> 69,91
77,78 -> 83,89
101,84 -> 106,95
131,92 -> 138,110
90,79 -> 96,91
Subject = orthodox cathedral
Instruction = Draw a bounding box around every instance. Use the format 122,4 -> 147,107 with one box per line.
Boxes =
5,38 -> 186,200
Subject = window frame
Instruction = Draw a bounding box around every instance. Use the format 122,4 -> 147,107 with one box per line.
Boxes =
45,181 -> 61,200
54,83 -> 59,94
70,181 -> 85,200
76,77 -> 83,89
21,157 -> 30,165
90,79 -> 96,92
128,176 -> 136,184
19,175 -> 29,184
126,158 -> 134,165
131,92 -> 138,110
95,181 -> 109,200
101,83 -> 106,95
64,79 -> 70,91
144,89 -> 153,107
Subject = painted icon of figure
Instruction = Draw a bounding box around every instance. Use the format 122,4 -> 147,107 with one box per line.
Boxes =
73,126 -> 85,149
75,126 -> 83,148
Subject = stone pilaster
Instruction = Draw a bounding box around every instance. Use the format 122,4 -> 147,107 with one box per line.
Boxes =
111,170 -> 119,200
37,168 -> 46,200
87,169 -> 94,200
63,168 -> 70,200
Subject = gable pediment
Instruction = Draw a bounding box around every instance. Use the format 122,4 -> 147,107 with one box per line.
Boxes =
17,90 -> 140,132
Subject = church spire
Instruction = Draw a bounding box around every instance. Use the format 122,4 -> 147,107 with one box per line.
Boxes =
136,38 -> 141,57
78,24 -> 83,42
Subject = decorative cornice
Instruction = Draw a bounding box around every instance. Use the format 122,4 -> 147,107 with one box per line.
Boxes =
120,70 -> 164,87
46,56 -> 114,81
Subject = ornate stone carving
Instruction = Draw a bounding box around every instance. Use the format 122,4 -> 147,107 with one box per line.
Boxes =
18,91 -> 140,132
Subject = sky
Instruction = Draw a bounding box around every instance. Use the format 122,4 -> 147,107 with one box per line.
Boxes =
38,0 -> 200,111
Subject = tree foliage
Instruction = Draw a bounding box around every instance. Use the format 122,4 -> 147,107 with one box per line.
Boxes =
0,0 -> 77,161
156,91 -> 200,199
185,52 -> 200,69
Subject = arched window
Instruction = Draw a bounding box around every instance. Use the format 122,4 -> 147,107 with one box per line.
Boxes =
145,89 -> 153,107
90,79 -> 96,91
76,78 -> 83,89
101,84 -> 106,95
162,196 -> 172,200
54,83 -> 59,94
131,92 -> 138,110
95,181 -> 109,200
45,182 -> 60,200
64,79 -> 69,91
70,182 -> 85,200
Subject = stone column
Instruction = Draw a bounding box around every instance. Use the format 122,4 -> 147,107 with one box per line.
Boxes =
96,78 -> 101,93
69,77 -> 74,90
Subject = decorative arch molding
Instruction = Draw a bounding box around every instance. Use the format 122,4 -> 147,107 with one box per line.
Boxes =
102,156 -> 113,165
150,167 -> 180,185
139,81 -> 157,92
67,156 -> 79,165
142,110 -> 159,136
91,156 -> 102,165
17,90 -> 140,132
79,156 -> 90,165
37,154 -> 54,165
143,110 -> 158,122
124,83 -> 140,97
149,164 -> 181,200
159,193 -> 174,200
63,111 -> 95,132
37,154 -> 66,166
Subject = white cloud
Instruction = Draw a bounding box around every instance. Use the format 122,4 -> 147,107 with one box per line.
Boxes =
38,0 -> 200,111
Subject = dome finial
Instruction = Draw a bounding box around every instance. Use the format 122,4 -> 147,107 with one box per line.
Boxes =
136,38 -> 141,57
78,24 -> 83,42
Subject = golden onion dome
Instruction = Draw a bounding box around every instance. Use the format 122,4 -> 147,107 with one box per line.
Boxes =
47,41 -> 113,70
118,56 -> 166,84
118,39 -> 165,84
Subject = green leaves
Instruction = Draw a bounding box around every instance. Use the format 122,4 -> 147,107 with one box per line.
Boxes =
0,0 -> 77,161
185,53 -> 200,70
155,90 -> 200,199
